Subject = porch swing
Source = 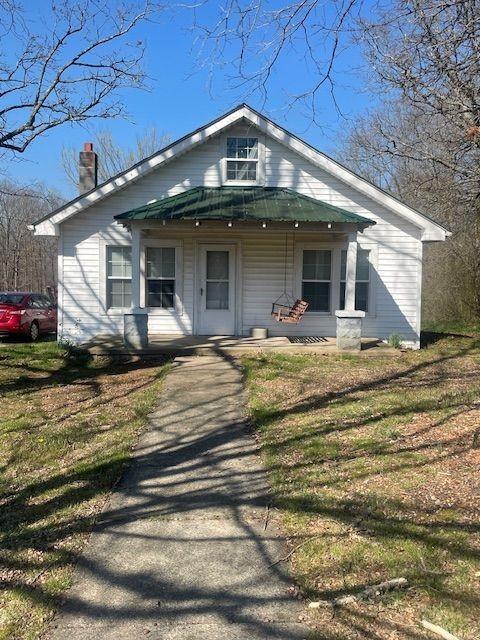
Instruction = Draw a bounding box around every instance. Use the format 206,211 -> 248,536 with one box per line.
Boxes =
271,233 -> 309,323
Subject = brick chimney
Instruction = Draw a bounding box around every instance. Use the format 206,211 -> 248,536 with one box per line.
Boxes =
79,142 -> 98,194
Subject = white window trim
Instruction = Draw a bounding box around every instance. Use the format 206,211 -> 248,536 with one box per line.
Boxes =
99,238 -> 132,315
340,246 -> 374,315
295,242 -> 342,316
141,238 -> 184,315
221,131 -> 265,186
339,241 -> 378,317
295,241 -> 377,317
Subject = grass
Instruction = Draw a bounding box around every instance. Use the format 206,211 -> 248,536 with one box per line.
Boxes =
243,335 -> 480,640
0,339 -> 170,640
422,320 -> 480,336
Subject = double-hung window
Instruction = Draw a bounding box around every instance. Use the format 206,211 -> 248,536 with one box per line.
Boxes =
301,250 -> 332,312
340,248 -> 370,312
107,246 -> 132,309
146,247 -> 176,308
226,137 -> 258,181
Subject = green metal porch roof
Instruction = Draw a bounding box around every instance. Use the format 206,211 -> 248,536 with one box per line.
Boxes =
114,186 -> 374,225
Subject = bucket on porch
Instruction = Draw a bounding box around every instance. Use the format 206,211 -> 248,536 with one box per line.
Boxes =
250,327 -> 268,339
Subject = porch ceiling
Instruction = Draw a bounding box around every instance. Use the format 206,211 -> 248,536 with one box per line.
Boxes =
114,186 -> 375,226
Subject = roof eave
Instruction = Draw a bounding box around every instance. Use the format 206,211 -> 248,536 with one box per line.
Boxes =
32,102 -> 448,241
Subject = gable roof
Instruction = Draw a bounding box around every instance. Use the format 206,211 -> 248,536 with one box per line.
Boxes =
115,186 -> 375,227
31,103 -> 449,241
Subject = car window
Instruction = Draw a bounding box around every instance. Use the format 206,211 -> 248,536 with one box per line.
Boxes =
40,296 -> 53,307
0,293 -> 25,305
28,296 -> 44,309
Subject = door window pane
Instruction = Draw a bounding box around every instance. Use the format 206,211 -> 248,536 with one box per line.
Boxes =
205,251 -> 229,309
206,282 -> 229,309
207,251 -> 229,279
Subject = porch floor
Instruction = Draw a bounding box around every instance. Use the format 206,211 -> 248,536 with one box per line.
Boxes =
82,334 -> 397,357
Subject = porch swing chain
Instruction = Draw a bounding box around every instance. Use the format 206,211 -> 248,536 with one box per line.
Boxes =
274,232 -> 295,307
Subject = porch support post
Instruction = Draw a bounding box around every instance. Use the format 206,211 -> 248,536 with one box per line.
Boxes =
124,224 -> 148,349
335,230 -> 364,350
131,224 -> 142,312
345,232 -> 358,311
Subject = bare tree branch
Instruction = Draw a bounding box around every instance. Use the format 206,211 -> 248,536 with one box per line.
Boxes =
60,126 -> 171,187
0,0 -> 160,155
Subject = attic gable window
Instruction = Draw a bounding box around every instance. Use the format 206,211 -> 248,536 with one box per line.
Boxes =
226,137 -> 258,181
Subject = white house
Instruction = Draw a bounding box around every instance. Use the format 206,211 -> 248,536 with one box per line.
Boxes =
31,104 -> 449,349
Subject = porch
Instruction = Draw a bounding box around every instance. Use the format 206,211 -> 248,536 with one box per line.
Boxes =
82,334 -> 396,357
111,186 -> 378,351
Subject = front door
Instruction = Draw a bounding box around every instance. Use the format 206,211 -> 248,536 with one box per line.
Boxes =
198,244 -> 236,335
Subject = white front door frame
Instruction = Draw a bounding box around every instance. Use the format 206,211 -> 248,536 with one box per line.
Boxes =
194,240 -> 242,335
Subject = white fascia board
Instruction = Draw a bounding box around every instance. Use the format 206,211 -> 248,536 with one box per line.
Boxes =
243,106 -> 450,242
32,220 -> 59,236
32,107 -> 247,236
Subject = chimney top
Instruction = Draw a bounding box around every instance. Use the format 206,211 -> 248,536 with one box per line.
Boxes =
79,142 -> 98,194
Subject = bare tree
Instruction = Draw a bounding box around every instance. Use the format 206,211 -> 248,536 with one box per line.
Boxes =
342,0 -> 480,323
61,127 -> 171,187
0,0 -> 158,157
0,181 -> 61,292
189,0 -> 362,119
195,0 -> 480,324
340,101 -> 480,323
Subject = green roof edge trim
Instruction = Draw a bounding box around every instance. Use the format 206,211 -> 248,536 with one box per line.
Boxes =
114,186 -> 375,225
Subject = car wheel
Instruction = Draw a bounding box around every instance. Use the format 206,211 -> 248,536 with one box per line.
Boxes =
29,321 -> 39,342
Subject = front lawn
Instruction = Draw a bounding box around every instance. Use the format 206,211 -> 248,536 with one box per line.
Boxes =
0,341 -> 169,640
244,336 -> 480,639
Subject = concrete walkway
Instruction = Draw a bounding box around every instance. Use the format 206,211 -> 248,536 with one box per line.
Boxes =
49,354 -> 308,640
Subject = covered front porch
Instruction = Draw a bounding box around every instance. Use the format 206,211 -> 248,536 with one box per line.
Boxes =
82,334 -> 394,356
113,186 -> 376,351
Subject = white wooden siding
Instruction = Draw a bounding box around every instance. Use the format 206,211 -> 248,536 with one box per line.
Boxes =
58,122 -> 422,346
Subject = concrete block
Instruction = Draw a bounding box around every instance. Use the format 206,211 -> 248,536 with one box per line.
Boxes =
335,310 -> 365,350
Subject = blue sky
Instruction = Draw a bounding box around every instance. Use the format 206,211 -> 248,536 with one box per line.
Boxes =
10,2 -> 376,199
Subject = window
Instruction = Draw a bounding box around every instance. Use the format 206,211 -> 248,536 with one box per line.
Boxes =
206,250 -> 229,309
33,295 -> 53,308
146,247 -> 176,308
28,296 -> 44,309
226,137 -> 258,181
302,250 -> 331,312
0,294 -> 24,304
340,248 -> 370,312
107,246 -> 132,309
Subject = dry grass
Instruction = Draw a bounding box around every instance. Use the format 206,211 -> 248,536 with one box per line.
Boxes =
0,340 -> 170,640
243,335 -> 480,640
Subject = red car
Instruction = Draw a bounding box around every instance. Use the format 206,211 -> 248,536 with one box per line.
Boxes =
0,292 -> 57,341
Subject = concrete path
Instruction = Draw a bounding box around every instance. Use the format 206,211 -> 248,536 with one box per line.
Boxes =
49,354 -> 308,640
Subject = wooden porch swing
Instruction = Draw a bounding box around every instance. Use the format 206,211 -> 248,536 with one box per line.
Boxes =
271,233 -> 309,324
